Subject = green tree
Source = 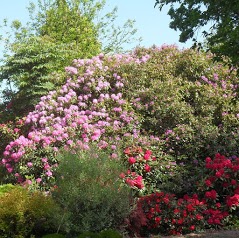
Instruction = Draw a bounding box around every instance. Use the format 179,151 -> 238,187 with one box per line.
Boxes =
0,0 -> 140,121
155,0 -> 239,69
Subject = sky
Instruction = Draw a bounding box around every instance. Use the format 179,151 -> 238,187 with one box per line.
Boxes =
0,0 -> 198,50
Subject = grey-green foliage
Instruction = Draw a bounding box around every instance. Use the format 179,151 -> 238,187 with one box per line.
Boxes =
52,145 -> 132,236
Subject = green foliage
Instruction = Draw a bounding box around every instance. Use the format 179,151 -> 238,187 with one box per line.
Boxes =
41,234 -> 65,238
121,46 -> 239,159
78,231 -> 99,238
0,0 -> 140,120
51,145 -> 132,236
0,183 -> 15,196
98,229 -> 123,238
0,34 -> 99,119
77,230 -> 123,238
155,0 -> 239,70
0,186 -> 61,238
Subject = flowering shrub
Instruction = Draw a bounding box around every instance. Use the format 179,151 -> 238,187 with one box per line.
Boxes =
1,45 -> 239,195
136,192 -> 206,236
0,120 -> 26,183
1,53 -> 150,188
199,153 -> 239,220
120,146 -> 180,196
126,153 -> 239,236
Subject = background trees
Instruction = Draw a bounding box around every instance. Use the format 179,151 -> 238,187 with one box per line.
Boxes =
155,0 -> 239,69
0,0 -> 140,121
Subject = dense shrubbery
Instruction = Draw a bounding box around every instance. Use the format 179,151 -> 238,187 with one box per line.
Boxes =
0,185 -> 61,237
0,45 -> 239,237
51,146 -> 132,236
130,153 -> 239,236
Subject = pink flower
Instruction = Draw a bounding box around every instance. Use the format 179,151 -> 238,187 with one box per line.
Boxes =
42,157 -> 48,163
27,162 -> 33,167
36,178 -> 42,183
46,170 -> 53,177
134,176 -> 144,189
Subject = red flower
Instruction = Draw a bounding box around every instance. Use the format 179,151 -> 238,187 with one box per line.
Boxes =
128,157 -> 136,164
177,218 -> 184,225
186,204 -> 195,212
119,173 -> 125,178
231,179 -> 237,186
145,150 -> 152,156
174,209 -> 180,214
205,190 -> 217,200
155,216 -> 161,224
205,179 -> 212,187
226,194 -> 239,207
196,214 -> 203,220
189,225 -> 195,231
124,147 -> 131,155
144,153 -> 151,160
144,164 -> 151,172
215,169 -> 224,178
205,157 -> 212,163
134,175 -> 144,189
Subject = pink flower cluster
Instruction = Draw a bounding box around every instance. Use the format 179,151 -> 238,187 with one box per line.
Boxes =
1,52 -> 150,187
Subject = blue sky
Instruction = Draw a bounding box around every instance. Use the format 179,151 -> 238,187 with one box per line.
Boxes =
0,0 -> 197,50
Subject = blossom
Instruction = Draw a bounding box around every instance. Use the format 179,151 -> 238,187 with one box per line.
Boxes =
144,164 -> 151,173
128,157 -> 136,165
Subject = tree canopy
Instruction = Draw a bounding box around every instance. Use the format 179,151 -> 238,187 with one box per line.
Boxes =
155,0 -> 239,69
0,0 -> 140,121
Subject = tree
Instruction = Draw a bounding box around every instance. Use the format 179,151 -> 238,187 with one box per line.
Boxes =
155,0 -> 239,69
0,0 -> 140,121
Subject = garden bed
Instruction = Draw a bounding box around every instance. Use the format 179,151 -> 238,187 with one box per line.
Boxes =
159,229 -> 239,238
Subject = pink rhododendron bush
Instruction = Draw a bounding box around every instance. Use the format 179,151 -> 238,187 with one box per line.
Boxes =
1,45 -> 239,236
1,52 -> 149,189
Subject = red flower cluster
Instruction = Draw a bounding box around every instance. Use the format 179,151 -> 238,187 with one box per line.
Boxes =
203,153 -> 239,210
121,147 -> 157,193
137,192 -> 205,236
124,172 -> 144,189
126,153 -> 239,236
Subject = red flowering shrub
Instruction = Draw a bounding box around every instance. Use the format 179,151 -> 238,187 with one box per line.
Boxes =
200,153 -> 239,208
120,146 -> 178,196
125,153 -> 239,236
135,192 -> 206,236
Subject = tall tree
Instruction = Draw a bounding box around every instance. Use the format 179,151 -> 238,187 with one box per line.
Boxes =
0,0 -> 140,121
155,0 -> 239,69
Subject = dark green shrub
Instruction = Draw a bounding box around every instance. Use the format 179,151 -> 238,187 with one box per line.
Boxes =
0,185 -> 61,238
99,229 -> 123,238
52,145 -> 132,236
78,232 -> 99,238
41,234 -> 65,238
77,230 -> 123,238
